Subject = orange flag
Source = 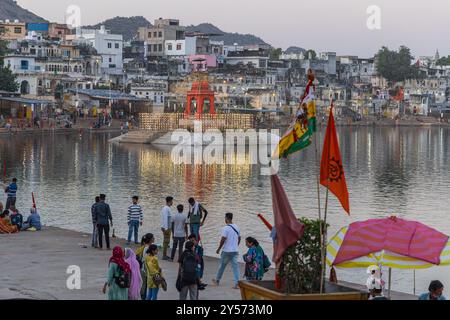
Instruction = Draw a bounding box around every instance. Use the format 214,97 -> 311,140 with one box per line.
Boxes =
320,104 -> 350,214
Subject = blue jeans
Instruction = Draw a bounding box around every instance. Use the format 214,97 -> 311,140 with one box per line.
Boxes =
216,252 -> 240,286
190,223 -> 200,238
91,223 -> 98,247
127,220 -> 140,243
146,288 -> 159,300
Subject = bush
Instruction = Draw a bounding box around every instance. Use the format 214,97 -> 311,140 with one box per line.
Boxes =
278,218 -> 327,294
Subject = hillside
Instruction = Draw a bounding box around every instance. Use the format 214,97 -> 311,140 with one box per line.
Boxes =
0,0 -> 47,22
84,16 -> 151,41
186,23 -> 268,46
83,17 -> 268,45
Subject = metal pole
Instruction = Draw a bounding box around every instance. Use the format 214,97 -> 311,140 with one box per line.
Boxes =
388,267 -> 392,299
413,269 -> 416,295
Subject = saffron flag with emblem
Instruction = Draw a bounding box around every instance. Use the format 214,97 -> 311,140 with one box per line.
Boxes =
274,78 -> 316,159
320,104 -> 350,215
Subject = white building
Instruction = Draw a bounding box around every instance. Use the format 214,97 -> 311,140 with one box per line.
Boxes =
79,26 -> 123,77
165,37 -> 196,56
130,80 -> 168,111
4,55 -> 40,95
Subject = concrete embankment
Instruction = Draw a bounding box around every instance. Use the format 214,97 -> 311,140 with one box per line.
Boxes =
0,227 -> 417,300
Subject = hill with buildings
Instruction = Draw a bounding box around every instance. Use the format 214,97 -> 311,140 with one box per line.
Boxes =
84,16 -> 152,41
84,17 -> 268,45
0,0 -> 47,22
186,23 -> 267,46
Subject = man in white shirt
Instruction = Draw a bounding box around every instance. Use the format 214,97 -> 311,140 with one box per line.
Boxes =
212,212 -> 241,289
171,204 -> 188,261
161,196 -> 174,261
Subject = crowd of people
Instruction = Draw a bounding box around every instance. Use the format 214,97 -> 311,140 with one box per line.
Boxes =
0,178 -> 42,234
95,195 -> 271,300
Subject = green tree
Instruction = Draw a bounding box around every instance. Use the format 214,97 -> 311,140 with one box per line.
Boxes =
306,49 -> 317,60
269,47 -> 283,60
436,55 -> 450,66
376,46 -> 425,84
0,36 -> 18,92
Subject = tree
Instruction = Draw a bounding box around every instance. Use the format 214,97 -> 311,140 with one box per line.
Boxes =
376,46 -> 425,84
269,47 -> 283,60
0,37 -> 18,92
306,49 -> 317,60
436,56 -> 450,66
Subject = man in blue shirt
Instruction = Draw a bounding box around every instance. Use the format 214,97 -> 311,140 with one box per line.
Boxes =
5,178 -> 18,210
419,280 -> 446,300
22,208 -> 42,231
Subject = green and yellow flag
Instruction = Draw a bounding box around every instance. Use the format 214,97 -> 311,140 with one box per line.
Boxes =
274,79 -> 316,159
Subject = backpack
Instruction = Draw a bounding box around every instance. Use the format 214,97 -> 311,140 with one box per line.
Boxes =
114,266 -> 130,289
181,252 -> 197,284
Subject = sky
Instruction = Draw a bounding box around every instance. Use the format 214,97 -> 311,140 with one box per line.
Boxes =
16,0 -> 450,58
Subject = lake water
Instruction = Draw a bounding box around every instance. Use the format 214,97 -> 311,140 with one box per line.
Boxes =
1,126 -> 449,296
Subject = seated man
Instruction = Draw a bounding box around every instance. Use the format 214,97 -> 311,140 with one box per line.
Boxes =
9,206 -> 23,230
22,208 -> 42,231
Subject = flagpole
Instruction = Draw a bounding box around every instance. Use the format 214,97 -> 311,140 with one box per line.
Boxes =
320,100 -> 333,294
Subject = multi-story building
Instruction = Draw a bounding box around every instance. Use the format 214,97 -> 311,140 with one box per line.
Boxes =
79,26 -> 123,77
225,48 -> 270,69
130,79 -> 169,111
0,20 -> 26,41
138,18 -> 185,58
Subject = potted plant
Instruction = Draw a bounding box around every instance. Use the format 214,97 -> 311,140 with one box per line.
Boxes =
239,218 -> 367,300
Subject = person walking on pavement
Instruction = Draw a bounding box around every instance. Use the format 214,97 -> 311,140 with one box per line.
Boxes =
95,194 -> 113,250
127,196 -> 143,245
188,197 -> 208,239
171,204 -> 188,262
212,212 -> 241,289
91,196 -> 100,248
161,196 -> 173,261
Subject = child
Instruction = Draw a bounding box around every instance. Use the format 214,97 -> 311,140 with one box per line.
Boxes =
145,244 -> 162,300
136,233 -> 154,300
187,234 -> 207,290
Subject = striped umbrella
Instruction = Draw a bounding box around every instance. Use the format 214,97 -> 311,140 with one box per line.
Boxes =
327,216 -> 450,269
326,216 -> 450,297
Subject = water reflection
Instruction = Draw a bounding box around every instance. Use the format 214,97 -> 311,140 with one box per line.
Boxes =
1,127 -> 449,294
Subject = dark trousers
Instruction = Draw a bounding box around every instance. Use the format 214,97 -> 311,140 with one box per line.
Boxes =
6,197 -> 16,210
97,224 -> 110,249
171,237 -> 185,261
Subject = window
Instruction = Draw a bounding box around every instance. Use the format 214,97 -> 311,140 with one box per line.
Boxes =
148,45 -> 152,52
176,43 -> 182,51
109,64 -> 116,68
20,60 -> 29,70
115,43 -> 119,49
158,31 -> 162,38
0,26 -> 5,33
148,32 -> 152,38
153,44 -> 158,52
158,44 -> 163,52
109,58 -> 112,63
168,44 -> 173,51
153,32 -> 157,37
14,27 -> 22,34
108,43 -> 112,49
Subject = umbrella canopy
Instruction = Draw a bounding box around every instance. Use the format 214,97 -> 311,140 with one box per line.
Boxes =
327,217 -> 450,269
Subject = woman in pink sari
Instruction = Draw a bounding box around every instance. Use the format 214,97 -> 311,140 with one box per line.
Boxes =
125,247 -> 143,300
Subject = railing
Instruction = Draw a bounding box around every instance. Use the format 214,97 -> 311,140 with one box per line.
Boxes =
139,113 -> 255,131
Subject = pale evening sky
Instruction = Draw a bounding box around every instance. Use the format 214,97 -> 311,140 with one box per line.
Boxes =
16,0 -> 450,58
